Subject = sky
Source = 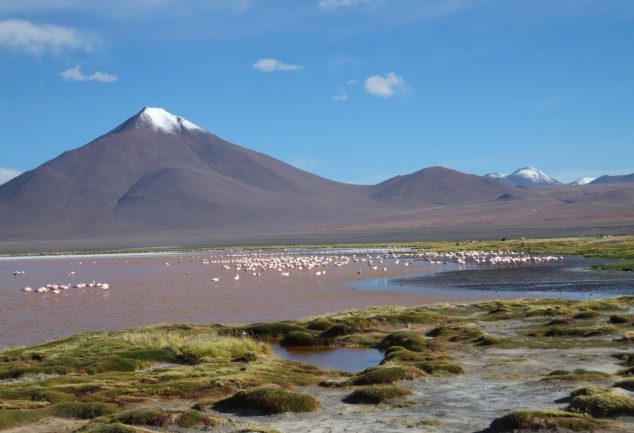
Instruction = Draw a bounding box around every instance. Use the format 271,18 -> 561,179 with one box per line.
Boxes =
1,0 -> 633,185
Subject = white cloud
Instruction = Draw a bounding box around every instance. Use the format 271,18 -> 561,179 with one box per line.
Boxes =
0,19 -> 95,55
347,79 -> 358,85
60,65 -> 118,83
364,72 -> 405,98
253,58 -> 303,73
332,93 -> 348,102
319,0 -> 371,9
0,167 -> 21,185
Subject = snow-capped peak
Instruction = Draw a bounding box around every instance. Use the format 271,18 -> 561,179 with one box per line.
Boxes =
510,167 -> 559,184
570,177 -> 596,186
485,166 -> 560,187
137,107 -> 203,134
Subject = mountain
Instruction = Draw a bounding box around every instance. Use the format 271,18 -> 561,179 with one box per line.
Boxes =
591,173 -> 634,185
0,107 -> 632,248
372,166 -> 512,205
570,177 -> 596,185
0,107 -> 372,239
484,167 -> 561,188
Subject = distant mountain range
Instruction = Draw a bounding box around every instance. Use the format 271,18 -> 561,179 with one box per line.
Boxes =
0,107 -> 633,246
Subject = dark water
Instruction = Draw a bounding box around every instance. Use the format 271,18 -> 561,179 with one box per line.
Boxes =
270,343 -> 382,372
380,256 -> 634,299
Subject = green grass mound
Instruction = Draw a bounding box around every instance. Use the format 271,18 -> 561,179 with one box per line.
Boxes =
111,407 -> 168,426
381,346 -> 426,363
0,388 -> 72,404
481,409 -> 606,432
306,319 -> 336,331
544,325 -> 615,338
50,401 -> 117,419
342,385 -> 411,404
176,409 -> 221,428
609,314 -> 633,324
542,369 -> 611,382
570,386 -> 613,398
245,323 -> 308,338
279,331 -> 319,347
426,324 -> 484,341
377,332 -> 426,352
573,311 -> 602,320
351,366 -> 408,385
545,318 -> 575,326
614,378 -> 634,391
569,388 -> 634,417
416,361 -> 464,375
79,423 -> 136,433
214,388 -> 320,415
320,324 -> 355,339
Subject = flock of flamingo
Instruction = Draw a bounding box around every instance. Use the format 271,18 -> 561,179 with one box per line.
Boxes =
14,249 -> 562,294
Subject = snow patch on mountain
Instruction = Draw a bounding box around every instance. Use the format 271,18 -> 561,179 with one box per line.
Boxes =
485,167 -> 561,187
138,107 -> 203,134
570,177 -> 596,185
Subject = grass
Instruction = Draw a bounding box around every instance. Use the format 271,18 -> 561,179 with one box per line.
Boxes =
350,366 -> 409,385
376,332 -> 426,352
214,387 -> 320,414
279,331 -> 319,347
481,409 -> 608,432
415,361 -> 464,375
426,324 -> 485,341
343,385 -> 411,404
593,259 -> 634,272
568,387 -> 634,417
541,369 -> 611,382
3,290 -> 634,431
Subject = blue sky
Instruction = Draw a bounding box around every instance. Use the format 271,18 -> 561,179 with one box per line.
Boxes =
1,0 -> 633,184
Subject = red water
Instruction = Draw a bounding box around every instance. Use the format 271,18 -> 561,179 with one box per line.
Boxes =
0,252 -> 498,347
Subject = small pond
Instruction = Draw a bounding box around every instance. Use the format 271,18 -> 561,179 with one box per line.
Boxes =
270,343 -> 383,373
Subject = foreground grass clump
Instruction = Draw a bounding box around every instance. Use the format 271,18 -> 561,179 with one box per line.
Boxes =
543,325 -> 616,338
176,409 -> 221,428
480,409 -> 607,432
50,401 -> 117,419
79,423 -> 136,433
214,387 -> 320,414
178,336 -> 270,364
381,346 -> 426,363
111,407 -> 168,426
350,366 -> 409,385
568,387 -> 634,417
244,323 -> 308,339
343,385 -> 411,404
542,369 -> 611,382
614,378 -> 634,391
416,361 -> 464,375
426,324 -> 484,341
280,331 -> 319,347
377,332 -> 426,352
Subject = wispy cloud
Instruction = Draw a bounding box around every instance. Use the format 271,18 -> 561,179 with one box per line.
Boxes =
364,72 -> 405,98
253,58 -> 303,73
0,167 -> 21,185
0,19 -> 95,55
332,92 -> 348,102
60,65 -> 118,83
319,0 -> 371,9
